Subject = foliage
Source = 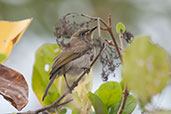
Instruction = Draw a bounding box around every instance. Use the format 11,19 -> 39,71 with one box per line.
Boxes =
88,92 -> 108,114
109,95 -> 137,114
0,64 -> 28,111
122,36 -> 170,107
116,22 -> 126,34
0,19 -> 32,63
95,81 -> 122,108
88,81 -> 137,114
0,54 -> 6,63
0,19 -> 31,111
32,44 -> 60,105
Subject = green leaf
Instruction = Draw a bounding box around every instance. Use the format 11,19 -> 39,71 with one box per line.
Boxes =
122,36 -> 171,106
109,95 -> 137,114
60,108 -> 67,114
88,92 -> 108,114
0,53 -> 6,63
32,43 -> 61,105
116,22 -> 126,34
95,81 -> 122,108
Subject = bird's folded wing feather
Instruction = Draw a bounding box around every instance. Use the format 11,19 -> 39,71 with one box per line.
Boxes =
50,40 -> 90,76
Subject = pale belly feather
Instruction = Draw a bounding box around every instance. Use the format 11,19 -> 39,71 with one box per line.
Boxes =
66,48 -> 96,77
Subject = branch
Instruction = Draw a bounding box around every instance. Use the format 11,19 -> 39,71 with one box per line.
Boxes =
19,43 -> 105,114
105,39 -> 122,50
117,86 -> 129,114
106,15 -> 122,61
116,31 -> 129,114
64,12 -> 108,29
119,31 -> 124,50
18,99 -> 73,114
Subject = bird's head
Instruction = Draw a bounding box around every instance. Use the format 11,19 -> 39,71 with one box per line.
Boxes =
71,26 -> 97,41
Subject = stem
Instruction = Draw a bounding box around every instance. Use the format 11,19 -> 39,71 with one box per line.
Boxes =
108,30 -> 122,61
116,30 -> 129,114
35,99 -> 73,113
97,18 -> 101,37
106,15 -> 122,61
119,31 -> 124,50
64,12 -> 108,28
105,39 -> 122,50
117,86 -> 129,114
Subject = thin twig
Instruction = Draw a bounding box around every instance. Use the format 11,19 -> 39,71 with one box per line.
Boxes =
97,18 -> 101,37
18,99 -> 73,114
64,12 -> 108,28
116,30 -> 129,114
108,13 -> 112,26
100,27 -> 108,31
119,31 -> 124,50
117,86 -> 129,114
105,39 -> 122,50
71,43 -> 105,85
36,99 -> 73,113
107,15 -> 122,61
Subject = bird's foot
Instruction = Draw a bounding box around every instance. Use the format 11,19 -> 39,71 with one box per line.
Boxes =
64,74 -> 72,93
66,84 -> 72,93
83,67 -> 90,74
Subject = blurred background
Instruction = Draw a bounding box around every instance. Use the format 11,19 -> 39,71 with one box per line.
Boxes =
0,0 -> 171,113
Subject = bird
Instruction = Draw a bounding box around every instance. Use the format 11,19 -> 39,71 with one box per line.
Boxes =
42,26 -> 97,101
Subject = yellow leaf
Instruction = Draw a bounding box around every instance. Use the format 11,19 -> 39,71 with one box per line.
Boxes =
0,18 -> 32,63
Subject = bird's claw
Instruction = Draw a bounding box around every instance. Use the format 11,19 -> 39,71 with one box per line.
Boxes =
67,86 -> 72,93
83,67 -> 90,74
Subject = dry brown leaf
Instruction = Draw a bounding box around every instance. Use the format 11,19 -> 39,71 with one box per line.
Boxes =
0,64 -> 28,111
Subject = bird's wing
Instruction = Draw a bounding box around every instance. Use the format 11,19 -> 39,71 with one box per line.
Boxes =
49,40 -> 90,77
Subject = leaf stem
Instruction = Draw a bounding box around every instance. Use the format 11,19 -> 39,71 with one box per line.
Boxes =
117,86 -> 129,114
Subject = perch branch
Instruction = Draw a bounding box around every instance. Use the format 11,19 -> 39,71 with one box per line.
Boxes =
116,31 -> 129,114
106,15 -> 122,61
105,39 -> 122,50
119,31 -> 124,50
117,86 -> 129,114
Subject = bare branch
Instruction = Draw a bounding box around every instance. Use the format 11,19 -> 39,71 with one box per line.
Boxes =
119,31 -> 124,50
97,18 -> 101,37
64,12 -> 108,27
106,16 -> 122,61
117,86 -> 129,114
105,39 -> 122,50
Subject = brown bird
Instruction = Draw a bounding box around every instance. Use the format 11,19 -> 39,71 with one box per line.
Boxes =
42,27 -> 97,101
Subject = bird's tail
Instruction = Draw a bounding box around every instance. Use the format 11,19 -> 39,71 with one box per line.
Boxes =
42,74 -> 57,101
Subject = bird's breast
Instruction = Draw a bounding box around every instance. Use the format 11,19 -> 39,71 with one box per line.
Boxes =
66,48 -> 96,76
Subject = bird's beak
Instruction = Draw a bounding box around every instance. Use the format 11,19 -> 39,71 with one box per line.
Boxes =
90,26 -> 97,33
